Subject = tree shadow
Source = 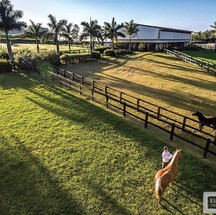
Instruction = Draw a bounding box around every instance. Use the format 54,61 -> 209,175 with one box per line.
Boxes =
85,180 -> 132,215
0,134 -> 85,214
161,198 -> 186,215
0,72 -> 36,90
59,53 -> 216,115
10,73 -> 216,214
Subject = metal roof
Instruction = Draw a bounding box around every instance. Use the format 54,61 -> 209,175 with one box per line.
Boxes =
136,23 -> 193,33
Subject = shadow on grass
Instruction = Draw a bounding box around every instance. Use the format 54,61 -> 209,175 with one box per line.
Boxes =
161,198 -> 186,215
4,72 -> 216,213
27,75 -> 216,199
0,72 -> 36,90
60,53 -> 216,115
99,73 -> 216,114
85,180 -> 132,215
0,134 -> 84,214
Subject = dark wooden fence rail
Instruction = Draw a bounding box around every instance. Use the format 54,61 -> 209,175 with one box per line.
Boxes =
38,67 -> 216,158
164,48 -> 216,75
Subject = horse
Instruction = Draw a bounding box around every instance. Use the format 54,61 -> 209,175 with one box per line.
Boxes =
192,111 -> 216,131
154,149 -> 182,204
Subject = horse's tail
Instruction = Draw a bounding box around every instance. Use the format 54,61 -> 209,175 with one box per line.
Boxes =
155,177 -> 163,204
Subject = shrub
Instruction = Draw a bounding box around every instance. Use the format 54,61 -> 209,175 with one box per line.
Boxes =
0,49 -> 9,60
115,49 -> 133,55
104,49 -> 116,56
138,43 -> 146,51
0,60 -> 12,73
60,53 -> 91,64
91,51 -> 101,59
14,49 -> 42,72
94,46 -> 111,54
41,50 -> 61,66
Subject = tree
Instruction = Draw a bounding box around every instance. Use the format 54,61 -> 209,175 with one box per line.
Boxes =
123,20 -> 139,51
24,20 -> 47,53
47,14 -> 66,53
81,18 -> 100,54
62,21 -> 80,51
0,0 -> 26,61
210,22 -> 216,51
104,17 -> 125,49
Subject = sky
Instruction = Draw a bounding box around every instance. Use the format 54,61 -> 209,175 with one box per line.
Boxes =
11,0 -> 216,32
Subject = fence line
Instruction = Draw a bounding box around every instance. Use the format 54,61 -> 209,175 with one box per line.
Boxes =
164,48 -> 216,75
38,66 -> 216,159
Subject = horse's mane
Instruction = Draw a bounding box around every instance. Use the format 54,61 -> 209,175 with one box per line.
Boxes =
168,149 -> 181,166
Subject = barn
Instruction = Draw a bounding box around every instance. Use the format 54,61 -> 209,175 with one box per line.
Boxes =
118,24 -> 192,51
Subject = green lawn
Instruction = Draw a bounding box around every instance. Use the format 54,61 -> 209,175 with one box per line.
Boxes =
0,72 -> 216,214
183,50 -> 216,64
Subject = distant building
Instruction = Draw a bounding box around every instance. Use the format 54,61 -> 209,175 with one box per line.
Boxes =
118,24 -> 192,51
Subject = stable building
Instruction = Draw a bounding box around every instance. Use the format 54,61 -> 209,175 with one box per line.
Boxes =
118,24 -> 192,51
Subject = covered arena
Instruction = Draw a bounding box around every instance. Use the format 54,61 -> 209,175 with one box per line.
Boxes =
118,24 -> 192,51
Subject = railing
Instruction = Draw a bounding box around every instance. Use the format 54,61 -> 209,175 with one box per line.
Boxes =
38,67 -> 216,159
164,48 -> 216,75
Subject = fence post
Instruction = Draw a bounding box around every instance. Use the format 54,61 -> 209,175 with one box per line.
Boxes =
123,103 -> 126,117
137,99 -> 140,111
170,123 -> 175,141
72,73 -> 74,81
207,63 -> 210,72
157,106 -> 161,119
182,116 -> 187,130
64,70 -> 66,77
81,76 -> 84,85
56,67 -> 59,74
120,92 -> 123,103
203,139 -> 211,158
105,86 -> 108,108
144,112 -> 149,128
214,134 -> 216,146
92,81 -> 95,101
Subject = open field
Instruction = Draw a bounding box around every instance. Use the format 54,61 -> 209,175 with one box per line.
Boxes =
61,52 -> 216,119
183,50 -> 216,64
0,43 -> 88,54
1,72 -> 216,214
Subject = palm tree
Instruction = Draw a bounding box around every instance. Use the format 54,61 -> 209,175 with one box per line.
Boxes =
24,20 -> 47,53
81,18 -> 100,54
62,21 -> 80,51
0,0 -> 26,61
123,20 -> 139,51
104,17 -> 125,49
47,14 -> 66,53
210,22 -> 216,51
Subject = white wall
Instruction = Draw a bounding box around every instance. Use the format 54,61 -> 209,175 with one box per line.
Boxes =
119,24 -> 191,41
160,31 -> 191,40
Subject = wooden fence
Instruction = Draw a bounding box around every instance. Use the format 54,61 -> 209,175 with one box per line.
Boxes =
164,49 -> 216,75
38,67 -> 216,159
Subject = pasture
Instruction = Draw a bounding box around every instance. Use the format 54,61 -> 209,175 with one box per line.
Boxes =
0,43 -> 88,54
1,72 -> 216,214
61,52 -> 216,115
61,51 -> 216,145
182,50 -> 216,64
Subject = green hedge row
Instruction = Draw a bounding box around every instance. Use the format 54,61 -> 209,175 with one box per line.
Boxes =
0,60 -> 12,73
60,51 -> 101,64
0,38 -> 40,44
103,49 -> 132,56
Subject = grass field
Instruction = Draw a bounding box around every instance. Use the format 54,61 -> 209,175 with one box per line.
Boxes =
61,52 -> 216,119
183,50 -> 216,64
1,72 -> 216,214
0,43 -> 88,54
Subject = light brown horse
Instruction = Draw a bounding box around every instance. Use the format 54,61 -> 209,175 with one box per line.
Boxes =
154,149 -> 182,204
